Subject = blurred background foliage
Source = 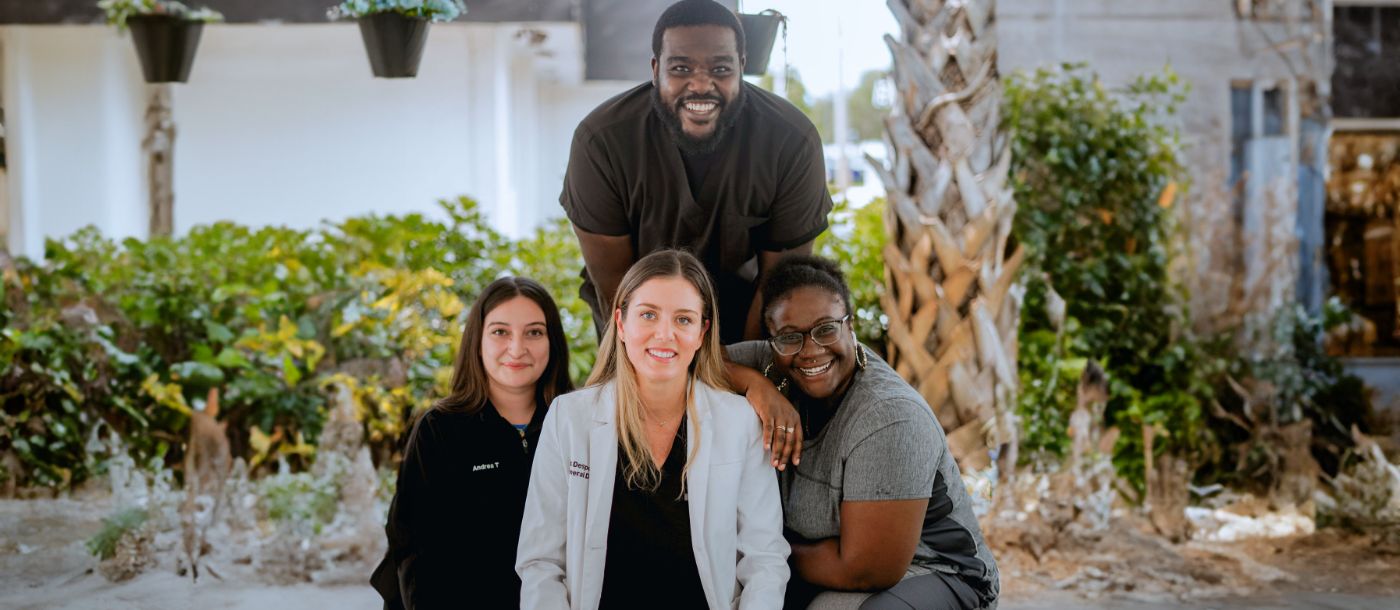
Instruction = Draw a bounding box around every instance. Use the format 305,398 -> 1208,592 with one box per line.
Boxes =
0,197 -> 597,489
0,66 -> 1371,497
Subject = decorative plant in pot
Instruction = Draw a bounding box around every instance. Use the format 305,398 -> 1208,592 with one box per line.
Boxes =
98,0 -> 224,83
328,0 -> 468,79
738,9 -> 784,76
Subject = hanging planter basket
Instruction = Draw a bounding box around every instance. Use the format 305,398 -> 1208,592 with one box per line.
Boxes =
127,15 -> 205,84
739,10 -> 784,76
357,12 -> 431,79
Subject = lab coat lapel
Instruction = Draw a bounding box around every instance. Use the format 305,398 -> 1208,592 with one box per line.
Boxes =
687,383 -> 718,608
585,383 -> 617,550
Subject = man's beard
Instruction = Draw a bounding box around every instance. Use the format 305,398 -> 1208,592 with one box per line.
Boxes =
651,85 -> 746,156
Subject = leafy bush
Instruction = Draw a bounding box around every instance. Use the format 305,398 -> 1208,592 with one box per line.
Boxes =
1005,65 -> 1223,491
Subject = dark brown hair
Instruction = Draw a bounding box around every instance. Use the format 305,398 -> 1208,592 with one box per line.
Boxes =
760,254 -> 853,328
436,277 -> 574,414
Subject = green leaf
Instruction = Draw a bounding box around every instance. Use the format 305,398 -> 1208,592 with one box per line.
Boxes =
282,354 -> 302,386
170,361 -> 225,388
214,348 -> 251,369
204,320 -> 235,344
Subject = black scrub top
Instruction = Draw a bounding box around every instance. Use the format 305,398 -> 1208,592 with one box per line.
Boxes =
597,417 -> 709,610
560,81 -> 833,344
371,402 -> 546,610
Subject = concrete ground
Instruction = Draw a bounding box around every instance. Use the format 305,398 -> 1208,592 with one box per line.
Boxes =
4,496 -> 1397,610
1001,590 -> 1400,609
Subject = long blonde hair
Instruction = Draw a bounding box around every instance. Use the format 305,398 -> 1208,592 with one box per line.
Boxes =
586,249 -> 730,492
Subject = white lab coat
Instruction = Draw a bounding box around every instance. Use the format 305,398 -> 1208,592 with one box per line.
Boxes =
516,380 -> 789,610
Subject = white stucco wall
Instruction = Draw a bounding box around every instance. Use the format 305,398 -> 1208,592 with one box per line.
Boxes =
1,22 -> 634,259
2,26 -> 147,259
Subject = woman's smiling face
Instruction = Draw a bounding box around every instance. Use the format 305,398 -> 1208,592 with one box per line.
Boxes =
616,275 -> 709,386
480,296 -> 550,394
766,285 -> 857,401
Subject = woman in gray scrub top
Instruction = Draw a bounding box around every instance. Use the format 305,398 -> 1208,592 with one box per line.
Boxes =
725,255 -> 1000,610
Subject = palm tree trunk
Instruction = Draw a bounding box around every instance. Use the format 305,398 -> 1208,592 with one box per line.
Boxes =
877,0 -> 1022,475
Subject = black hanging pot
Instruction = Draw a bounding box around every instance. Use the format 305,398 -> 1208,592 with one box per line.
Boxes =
739,10 -> 783,76
127,15 -> 204,83
358,12 -> 431,78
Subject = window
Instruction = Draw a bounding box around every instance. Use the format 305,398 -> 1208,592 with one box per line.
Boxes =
1325,132 -> 1400,356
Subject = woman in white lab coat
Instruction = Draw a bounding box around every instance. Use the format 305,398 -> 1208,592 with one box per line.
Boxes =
516,249 -> 789,610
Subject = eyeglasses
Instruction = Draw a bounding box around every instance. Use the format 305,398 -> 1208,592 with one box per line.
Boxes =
768,315 -> 851,356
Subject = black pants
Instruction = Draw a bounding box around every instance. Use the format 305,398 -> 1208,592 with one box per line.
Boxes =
788,569 -> 981,610
859,570 -> 979,610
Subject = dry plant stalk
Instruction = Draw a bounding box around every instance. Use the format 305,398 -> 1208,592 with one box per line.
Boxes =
181,387 -> 232,581
879,0 -> 1021,474
1320,426 -> 1400,532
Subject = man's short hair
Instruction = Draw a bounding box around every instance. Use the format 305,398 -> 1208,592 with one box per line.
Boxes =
651,0 -> 746,59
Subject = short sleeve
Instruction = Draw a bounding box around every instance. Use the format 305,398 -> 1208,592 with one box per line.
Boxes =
724,340 -> 772,370
559,127 -> 631,236
757,130 -> 833,250
842,410 -> 938,502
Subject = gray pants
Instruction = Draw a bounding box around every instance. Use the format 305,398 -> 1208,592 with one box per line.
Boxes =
801,565 -> 980,610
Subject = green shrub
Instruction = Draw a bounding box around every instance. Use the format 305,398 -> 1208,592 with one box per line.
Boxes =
1005,64 -> 1223,492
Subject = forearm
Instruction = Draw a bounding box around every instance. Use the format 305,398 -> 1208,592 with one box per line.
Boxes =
724,360 -> 768,395
789,538 -> 901,591
591,268 -> 625,313
572,226 -> 634,313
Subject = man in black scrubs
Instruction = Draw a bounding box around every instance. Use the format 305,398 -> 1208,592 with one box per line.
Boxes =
561,0 -> 833,344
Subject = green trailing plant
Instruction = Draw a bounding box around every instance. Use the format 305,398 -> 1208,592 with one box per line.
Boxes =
326,0 -> 467,22
97,0 -> 224,31
1005,64 -> 1223,494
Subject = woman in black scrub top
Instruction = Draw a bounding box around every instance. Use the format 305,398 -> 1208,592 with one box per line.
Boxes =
372,277 -> 575,610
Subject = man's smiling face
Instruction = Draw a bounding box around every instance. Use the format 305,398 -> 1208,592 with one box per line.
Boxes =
651,24 -> 745,151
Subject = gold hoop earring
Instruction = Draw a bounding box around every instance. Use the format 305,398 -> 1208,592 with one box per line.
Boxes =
855,345 -> 869,370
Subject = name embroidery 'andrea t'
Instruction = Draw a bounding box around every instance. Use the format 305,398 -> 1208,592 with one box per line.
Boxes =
473,462 -> 500,472
569,460 -> 590,480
